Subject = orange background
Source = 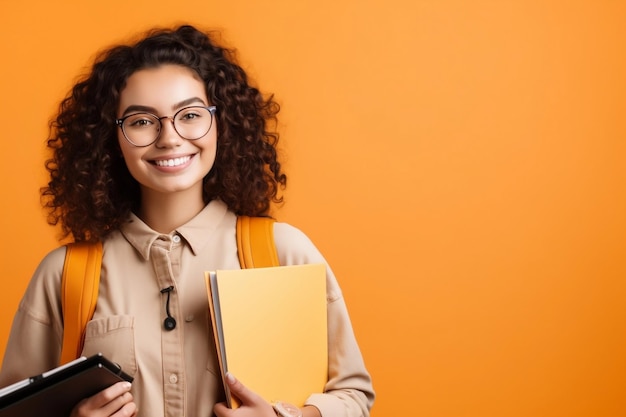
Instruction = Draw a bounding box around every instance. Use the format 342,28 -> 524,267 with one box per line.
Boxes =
1,1 -> 625,416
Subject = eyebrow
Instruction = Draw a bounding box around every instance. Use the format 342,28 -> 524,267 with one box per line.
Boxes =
120,97 -> 207,116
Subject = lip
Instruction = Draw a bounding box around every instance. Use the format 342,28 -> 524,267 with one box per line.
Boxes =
149,153 -> 195,171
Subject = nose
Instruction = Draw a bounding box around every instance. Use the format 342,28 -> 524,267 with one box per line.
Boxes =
155,117 -> 184,148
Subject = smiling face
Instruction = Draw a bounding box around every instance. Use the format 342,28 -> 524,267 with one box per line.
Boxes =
116,64 -> 217,208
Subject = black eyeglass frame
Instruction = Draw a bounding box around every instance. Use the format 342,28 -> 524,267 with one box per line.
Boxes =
115,105 -> 217,147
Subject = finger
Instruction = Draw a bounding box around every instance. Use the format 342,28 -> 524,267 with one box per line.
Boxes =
101,391 -> 135,416
92,381 -> 133,409
224,373 -> 264,406
213,402 -> 231,417
112,400 -> 138,417
73,381 -> 133,416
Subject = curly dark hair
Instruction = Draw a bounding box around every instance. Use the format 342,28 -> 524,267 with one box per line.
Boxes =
42,25 -> 287,242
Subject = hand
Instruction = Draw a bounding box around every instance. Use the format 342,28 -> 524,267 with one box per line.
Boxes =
70,381 -> 137,417
213,373 -> 277,417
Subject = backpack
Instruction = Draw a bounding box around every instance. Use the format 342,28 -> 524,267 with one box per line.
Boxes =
59,215 -> 278,364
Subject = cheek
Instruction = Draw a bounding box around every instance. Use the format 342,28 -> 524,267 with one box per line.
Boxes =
118,133 -> 138,159
203,137 -> 218,164
117,134 -> 128,156
117,138 -> 143,172
198,131 -> 218,155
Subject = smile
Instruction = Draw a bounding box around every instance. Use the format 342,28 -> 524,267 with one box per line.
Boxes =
154,156 -> 192,167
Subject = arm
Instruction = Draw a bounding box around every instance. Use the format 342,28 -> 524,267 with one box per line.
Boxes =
273,223 -> 375,417
0,247 -> 67,387
1,247 -> 137,417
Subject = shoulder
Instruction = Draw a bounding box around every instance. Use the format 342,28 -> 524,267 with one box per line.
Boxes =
273,221 -> 327,266
17,245 -> 67,323
273,222 -> 343,301
30,245 -> 67,288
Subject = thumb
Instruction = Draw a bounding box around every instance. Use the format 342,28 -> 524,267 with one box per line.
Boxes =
225,373 -> 263,406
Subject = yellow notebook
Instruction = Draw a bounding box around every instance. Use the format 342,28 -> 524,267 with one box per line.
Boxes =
205,263 -> 328,408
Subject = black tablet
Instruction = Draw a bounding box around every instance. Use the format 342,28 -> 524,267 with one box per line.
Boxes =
0,353 -> 133,417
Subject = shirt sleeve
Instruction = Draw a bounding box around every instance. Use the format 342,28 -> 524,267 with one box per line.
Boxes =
0,247 -> 66,387
273,223 -> 375,417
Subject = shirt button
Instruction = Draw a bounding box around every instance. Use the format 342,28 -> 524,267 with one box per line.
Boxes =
172,234 -> 181,243
169,374 -> 178,383
185,315 -> 194,322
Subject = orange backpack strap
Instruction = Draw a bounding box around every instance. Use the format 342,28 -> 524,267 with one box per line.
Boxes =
60,241 -> 103,364
236,216 -> 279,268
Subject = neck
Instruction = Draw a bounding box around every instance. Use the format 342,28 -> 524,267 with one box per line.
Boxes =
138,189 -> 206,234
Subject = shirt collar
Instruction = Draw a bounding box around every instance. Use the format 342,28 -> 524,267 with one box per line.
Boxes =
120,199 -> 229,260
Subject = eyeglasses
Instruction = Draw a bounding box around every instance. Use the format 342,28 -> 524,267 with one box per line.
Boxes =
115,105 -> 217,147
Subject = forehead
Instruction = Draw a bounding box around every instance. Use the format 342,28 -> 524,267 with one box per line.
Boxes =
119,65 -> 207,110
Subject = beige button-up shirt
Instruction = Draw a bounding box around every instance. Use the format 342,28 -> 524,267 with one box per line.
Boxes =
0,200 -> 374,416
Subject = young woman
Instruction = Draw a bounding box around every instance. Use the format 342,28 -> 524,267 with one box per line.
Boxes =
0,25 -> 374,417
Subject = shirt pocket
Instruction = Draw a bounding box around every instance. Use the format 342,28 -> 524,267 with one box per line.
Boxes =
82,315 -> 137,377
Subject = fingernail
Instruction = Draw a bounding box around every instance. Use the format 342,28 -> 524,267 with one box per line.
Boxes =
225,372 -> 236,384
124,381 -> 132,390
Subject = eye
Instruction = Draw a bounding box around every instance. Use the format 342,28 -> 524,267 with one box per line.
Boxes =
125,114 -> 157,128
180,111 -> 202,120
130,119 -> 153,126
176,107 -> 207,123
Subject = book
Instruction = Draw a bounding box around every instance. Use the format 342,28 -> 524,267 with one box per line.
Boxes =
205,263 -> 328,408
0,353 -> 133,417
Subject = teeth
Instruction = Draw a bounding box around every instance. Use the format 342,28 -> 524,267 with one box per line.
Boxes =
155,156 -> 191,167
